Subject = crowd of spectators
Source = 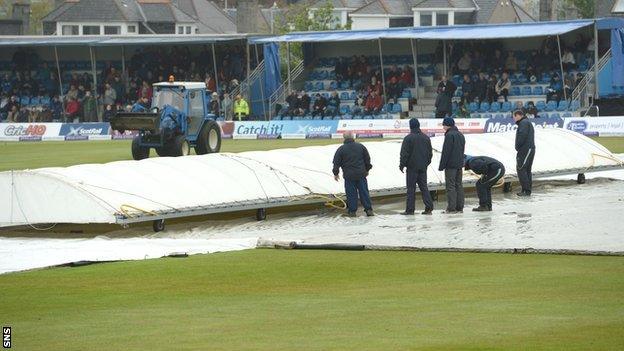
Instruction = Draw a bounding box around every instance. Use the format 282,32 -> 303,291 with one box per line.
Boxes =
280,54 -> 416,118
434,35 -> 593,118
1,45 -> 252,122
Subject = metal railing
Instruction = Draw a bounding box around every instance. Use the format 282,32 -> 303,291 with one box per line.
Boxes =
571,48 -> 612,110
268,61 -> 304,120
223,60 -> 265,121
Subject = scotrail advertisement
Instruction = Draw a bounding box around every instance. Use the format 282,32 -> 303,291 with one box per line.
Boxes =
59,123 -> 111,140
233,120 -> 339,138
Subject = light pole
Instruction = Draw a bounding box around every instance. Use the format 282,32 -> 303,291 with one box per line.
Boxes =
270,2 -> 278,34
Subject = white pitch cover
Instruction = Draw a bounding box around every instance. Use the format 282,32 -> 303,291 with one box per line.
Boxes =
0,129 -> 621,227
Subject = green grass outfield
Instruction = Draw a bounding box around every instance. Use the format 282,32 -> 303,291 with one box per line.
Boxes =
0,136 -> 623,172
1,250 -> 623,350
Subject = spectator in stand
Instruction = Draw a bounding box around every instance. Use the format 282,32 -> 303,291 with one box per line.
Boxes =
364,90 -> 383,115
2,95 -> 19,122
564,73 -> 575,100
65,96 -> 80,122
65,84 -> 79,102
222,93 -> 232,120
352,92 -> 365,116
132,96 -> 150,112
526,65 -> 539,83
386,77 -> 402,104
435,76 -> 455,118
562,48 -> 576,71
471,51 -> 484,72
495,72 -> 511,102
492,49 -> 505,73
575,72 -> 584,88
83,91 -> 97,122
486,75 -> 497,103
475,72 -> 488,103
103,83 -> 117,107
368,76 -> 382,96
399,65 -> 414,88
103,104 -> 114,122
112,76 -> 125,104
326,91 -> 341,117
138,81 -> 152,100
209,92 -> 220,116
386,65 -> 400,82
357,55 -> 368,74
335,57 -> 347,82
546,74 -> 563,102
205,74 -> 217,92
523,101 -> 538,118
461,74 -> 475,105
299,91 -> 311,115
233,94 -> 249,121
312,93 -> 327,117
50,95 -> 62,120
285,91 -> 299,116
457,52 -> 471,75
505,52 -> 518,72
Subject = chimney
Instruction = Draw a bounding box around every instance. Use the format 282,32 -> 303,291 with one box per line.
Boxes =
11,1 -> 30,35
236,0 -> 259,33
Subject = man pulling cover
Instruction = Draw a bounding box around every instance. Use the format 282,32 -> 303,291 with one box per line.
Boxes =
464,155 -> 506,211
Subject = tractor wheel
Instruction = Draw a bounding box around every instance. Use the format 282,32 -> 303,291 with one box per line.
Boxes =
131,136 -> 150,160
155,147 -> 171,157
171,135 -> 191,157
195,121 -> 222,155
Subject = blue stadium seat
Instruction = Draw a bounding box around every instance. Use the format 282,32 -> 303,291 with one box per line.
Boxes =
511,86 -> 521,96
539,112 -> 548,118
501,101 -> 512,112
329,81 -> 338,90
363,115 -> 373,120
483,113 -> 493,119
533,86 -> 544,95
521,86 -> 532,95
342,114 -> 352,120
40,97 -> 50,105
282,116 -> 291,120
303,115 -> 312,120
30,97 -> 40,105
340,92 -> 349,100
272,116 -> 282,121
562,112 -> 572,118
391,104 -> 402,113
353,115 -> 363,120
540,73 -> 551,84
313,82 -> 324,91
536,101 -> 547,111
20,96 -> 30,105
304,82 -> 313,91
489,102 -> 500,113
545,100 -> 558,111
339,81 -> 350,89
401,90 -> 412,98
340,105 -> 350,114
470,112 -> 481,118
349,92 -> 357,100
479,102 -> 490,113
494,113 -> 505,119
550,112 -> 561,119
321,92 -> 329,99
569,100 -> 580,111
323,116 -> 333,120
313,116 -> 322,120
469,102 -> 479,113
557,100 -> 569,111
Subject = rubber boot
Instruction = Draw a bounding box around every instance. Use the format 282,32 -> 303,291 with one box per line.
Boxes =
365,209 -> 374,217
421,208 -> 433,215
472,205 -> 491,212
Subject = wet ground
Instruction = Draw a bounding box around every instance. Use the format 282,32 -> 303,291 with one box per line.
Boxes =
1,170 -> 623,274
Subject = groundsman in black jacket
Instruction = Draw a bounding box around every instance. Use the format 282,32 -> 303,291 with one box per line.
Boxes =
438,117 -> 466,213
513,110 -> 535,196
464,155 -> 506,211
332,132 -> 374,217
399,118 -> 433,215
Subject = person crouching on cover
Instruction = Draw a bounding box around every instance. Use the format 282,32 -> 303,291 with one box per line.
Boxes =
464,155 -> 506,212
332,132 -> 374,217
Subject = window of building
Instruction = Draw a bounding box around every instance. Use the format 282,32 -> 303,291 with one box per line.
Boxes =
436,13 -> 448,26
61,25 -> 79,35
420,13 -> 432,26
186,26 -> 191,34
127,25 -> 136,33
178,26 -> 184,34
104,26 -> 121,35
390,17 -> 414,28
454,12 -> 473,25
83,25 -> 100,35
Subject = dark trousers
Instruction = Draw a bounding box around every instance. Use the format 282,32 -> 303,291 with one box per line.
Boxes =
344,178 -> 372,213
476,163 -> 506,208
405,168 -> 433,213
517,148 -> 535,193
444,168 -> 464,211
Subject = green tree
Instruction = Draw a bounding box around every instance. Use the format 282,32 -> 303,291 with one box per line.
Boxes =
276,1 -> 346,79
565,0 -> 594,19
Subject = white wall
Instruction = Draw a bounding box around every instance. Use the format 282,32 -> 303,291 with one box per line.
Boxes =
351,16 -> 389,30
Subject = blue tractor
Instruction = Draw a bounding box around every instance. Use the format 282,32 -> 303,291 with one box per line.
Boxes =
110,81 -> 222,160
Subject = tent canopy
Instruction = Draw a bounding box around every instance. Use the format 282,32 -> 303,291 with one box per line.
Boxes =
250,19 -> 624,44
0,34 -> 248,47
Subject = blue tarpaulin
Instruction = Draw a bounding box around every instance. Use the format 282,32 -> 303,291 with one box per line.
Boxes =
611,28 -> 624,87
250,19 -> 618,43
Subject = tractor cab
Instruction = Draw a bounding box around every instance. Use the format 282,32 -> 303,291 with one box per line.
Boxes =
110,80 -> 222,160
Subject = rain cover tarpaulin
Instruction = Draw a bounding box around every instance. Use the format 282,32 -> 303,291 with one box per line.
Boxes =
1,129 -> 621,227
